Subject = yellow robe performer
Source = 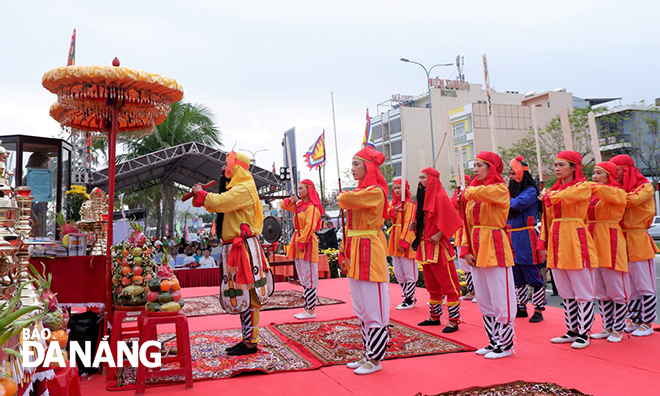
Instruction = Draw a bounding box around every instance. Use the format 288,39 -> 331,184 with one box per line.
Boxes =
193,151 -> 274,356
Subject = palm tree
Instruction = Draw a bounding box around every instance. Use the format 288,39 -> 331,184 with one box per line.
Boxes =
118,101 -> 221,237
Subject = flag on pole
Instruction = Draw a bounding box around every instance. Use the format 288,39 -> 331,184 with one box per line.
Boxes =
304,131 -> 326,169
67,29 -> 76,66
272,161 -> 276,173
211,218 -> 216,237
362,108 -> 376,148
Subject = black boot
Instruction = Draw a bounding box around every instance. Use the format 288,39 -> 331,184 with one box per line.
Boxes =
227,342 -> 258,356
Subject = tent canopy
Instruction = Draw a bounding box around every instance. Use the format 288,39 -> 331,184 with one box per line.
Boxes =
88,142 -> 281,196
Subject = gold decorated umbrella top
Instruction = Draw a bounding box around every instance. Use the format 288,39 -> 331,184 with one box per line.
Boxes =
42,63 -> 184,137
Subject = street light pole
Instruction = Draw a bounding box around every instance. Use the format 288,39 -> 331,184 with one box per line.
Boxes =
239,148 -> 269,165
400,58 -> 453,168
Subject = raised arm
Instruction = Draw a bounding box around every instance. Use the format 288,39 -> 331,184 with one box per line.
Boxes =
626,183 -> 654,207
338,186 -> 384,210
510,187 -> 539,213
194,184 -> 253,213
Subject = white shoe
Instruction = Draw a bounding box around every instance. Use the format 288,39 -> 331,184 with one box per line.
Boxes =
346,358 -> 367,369
571,336 -> 590,349
607,331 -> 623,343
475,345 -> 495,356
471,297 -> 478,303
354,360 -> 382,375
294,311 -> 316,320
485,348 -> 512,359
396,300 -> 415,310
460,293 -> 475,301
550,334 -> 578,344
631,324 -> 654,337
590,329 -> 612,340
624,321 -> 640,333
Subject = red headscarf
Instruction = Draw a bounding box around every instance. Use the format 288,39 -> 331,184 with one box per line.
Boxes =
610,154 -> 649,193
354,147 -> 388,218
422,167 -> 462,238
391,178 -> 412,206
298,179 -> 325,215
594,161 -> 621,188
551,151 -> 585,191
509,156 -> 529,183
470,151 -> 505,186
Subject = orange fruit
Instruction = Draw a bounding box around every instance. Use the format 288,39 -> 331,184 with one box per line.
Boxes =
49,329 -> 69,349
0,382 -> 7,396
170,278 -> 180,291
132,275 -> 144,285
160,279 -> 171,292
122,248 -> 129,257
145,247 -> 152,255
0,377 -> 17,396
121,266 -> 131,276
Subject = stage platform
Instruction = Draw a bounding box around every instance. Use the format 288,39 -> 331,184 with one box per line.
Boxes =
83,278 -> 660,396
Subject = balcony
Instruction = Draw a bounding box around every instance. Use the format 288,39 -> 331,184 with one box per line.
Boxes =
599,135 -> 632,152
454,132 -> 474,144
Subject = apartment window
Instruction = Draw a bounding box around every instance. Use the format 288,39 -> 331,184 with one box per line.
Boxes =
372,124 -> 382,140
391,140 -> 402,156
390,117 -> 402,134
453,122 -> 466,139
462,146 -> 468,163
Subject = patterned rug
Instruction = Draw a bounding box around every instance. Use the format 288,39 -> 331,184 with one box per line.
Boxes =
182,290 -> 344,317
418,381 -> 590,396
112,327 -> 319,390
270,317 -> 475,365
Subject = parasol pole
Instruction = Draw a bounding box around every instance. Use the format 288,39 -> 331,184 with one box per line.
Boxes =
588,111 -> 602,164
400,141 -> 407,202
104,96 -> 118,329
531,105 -> 544,185
559,108 -> 574,151
330,92 -> 347,263
284,133 -> 298,246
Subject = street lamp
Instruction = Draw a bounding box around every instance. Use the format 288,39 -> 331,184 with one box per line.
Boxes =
400,58 -> 453,165
239,148 -> 269,165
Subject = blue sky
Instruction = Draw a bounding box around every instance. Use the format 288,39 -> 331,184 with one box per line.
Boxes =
1,0 -> 657,188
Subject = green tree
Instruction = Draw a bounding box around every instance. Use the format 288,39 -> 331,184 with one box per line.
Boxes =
500,107 -> 601,187
117,101 -> 221,237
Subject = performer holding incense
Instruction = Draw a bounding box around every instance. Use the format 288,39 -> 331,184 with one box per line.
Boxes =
191,150 -> 274,356
339,147 -> 390,375
460,151 -> 516,359
610,154 -> 658,337
538,151 -> 598,349
507,157 -> 545,323
387,178 -> 418,310
280,179 -> 324,319
587,161 -> 629,343
452,175 -> 476,303
413,168 -> 463,333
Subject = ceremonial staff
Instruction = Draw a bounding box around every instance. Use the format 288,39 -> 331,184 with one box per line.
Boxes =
330,92 -> 347,271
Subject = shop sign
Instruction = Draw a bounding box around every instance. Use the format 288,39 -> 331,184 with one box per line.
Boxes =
429,78 -> 469,90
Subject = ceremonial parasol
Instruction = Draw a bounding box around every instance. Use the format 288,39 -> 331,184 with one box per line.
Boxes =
42,59 -> 184,317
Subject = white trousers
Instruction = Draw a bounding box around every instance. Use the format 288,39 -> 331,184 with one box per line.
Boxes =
349,278 -> 390,328
552,268 -> 595,303
471,266 -> 516,325
594,267 -> 630,304
457,256 -> 471,273
628,259 -> 657,299
392,256 -> 418,284
294,258 -> 318,289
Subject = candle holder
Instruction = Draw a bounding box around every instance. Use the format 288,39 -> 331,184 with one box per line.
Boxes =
88,188 -> 108,256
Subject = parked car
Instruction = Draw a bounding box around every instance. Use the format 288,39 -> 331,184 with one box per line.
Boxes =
648,216 -> 660,242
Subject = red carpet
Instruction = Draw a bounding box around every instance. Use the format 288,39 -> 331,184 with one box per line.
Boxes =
272,317 -> 473,365
419,380 -> 590,395
82,279 -> 660,396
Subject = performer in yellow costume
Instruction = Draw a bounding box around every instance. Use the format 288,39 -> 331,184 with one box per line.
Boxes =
192,150 -> 274,356
611,154 -> 658,337
387,178 -> 418,310
538,151 -> 598,349
281,179 -> 324,319
587,161 -> 629,343
339,147 -> 390,375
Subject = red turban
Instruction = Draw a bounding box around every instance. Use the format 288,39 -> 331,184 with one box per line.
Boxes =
298,179 -> 325,215
470,151 -> 505,186
422,167 -> 462,238
594,161 -> 621,188
610,154 -> 649,193
391,178 -> 412,206
354,147 -> 388,218
551,151 -> 585,191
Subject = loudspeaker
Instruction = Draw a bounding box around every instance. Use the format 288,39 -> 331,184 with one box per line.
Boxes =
316,227 -> 338,250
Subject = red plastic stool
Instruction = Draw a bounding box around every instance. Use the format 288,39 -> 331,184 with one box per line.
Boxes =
135,312 -> 193,395
106,308 -> 145,385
